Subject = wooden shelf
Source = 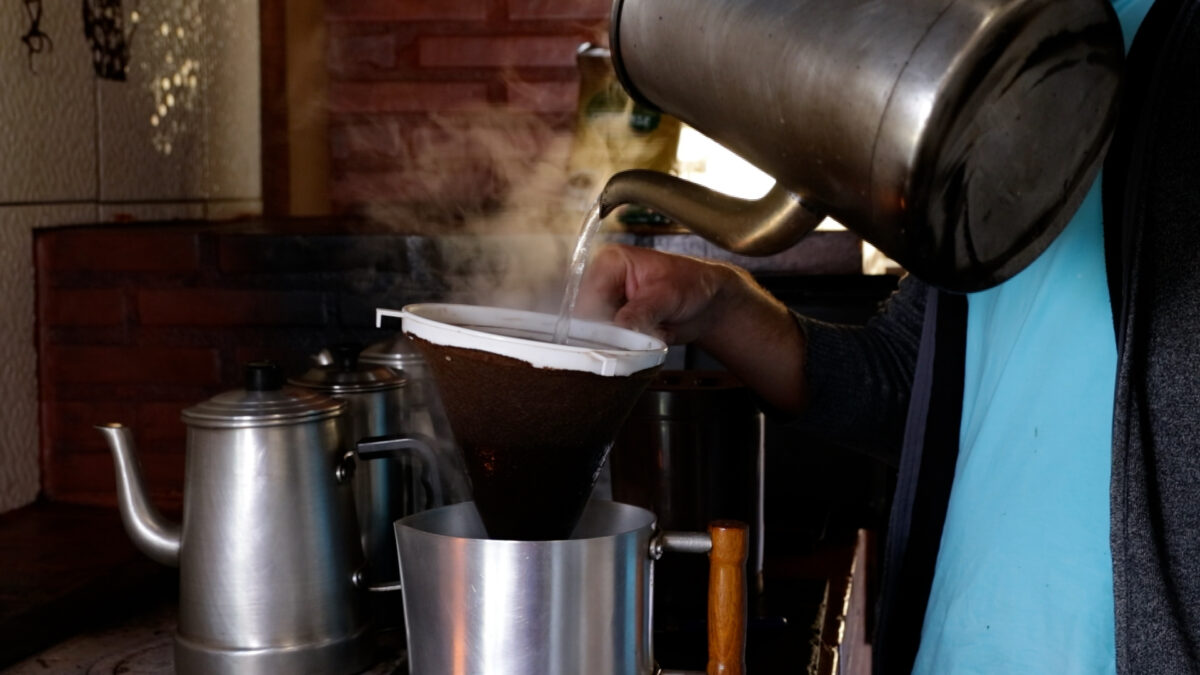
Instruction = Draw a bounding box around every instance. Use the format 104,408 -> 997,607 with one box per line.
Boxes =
0,501 -> 175,667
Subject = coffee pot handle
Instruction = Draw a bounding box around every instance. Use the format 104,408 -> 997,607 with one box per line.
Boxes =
653,520 -> 749,675
355,433 -> 444,509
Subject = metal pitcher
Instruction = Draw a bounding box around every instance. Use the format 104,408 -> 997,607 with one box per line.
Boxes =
394,500 -> 749,675
600,0 -> 1123,291
97,362 -> 434,674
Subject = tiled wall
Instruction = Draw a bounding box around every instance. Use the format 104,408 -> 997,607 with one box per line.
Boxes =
0,1 -> 261,512
324,0 -> 610,213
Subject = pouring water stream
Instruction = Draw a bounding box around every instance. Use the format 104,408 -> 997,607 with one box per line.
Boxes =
553,200 -> 605,344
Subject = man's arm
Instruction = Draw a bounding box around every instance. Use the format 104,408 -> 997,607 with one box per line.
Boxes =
577,243 -> 926,457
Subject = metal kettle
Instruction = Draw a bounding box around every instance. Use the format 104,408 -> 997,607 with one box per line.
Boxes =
290,343 -> 442,611
360,331 -> 472,504
96,362 -> 426,674
600,0 -> 1124,291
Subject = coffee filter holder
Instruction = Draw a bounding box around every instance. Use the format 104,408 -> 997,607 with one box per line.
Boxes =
377,304 -> 667,376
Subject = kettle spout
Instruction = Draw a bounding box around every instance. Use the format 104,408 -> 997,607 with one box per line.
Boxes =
96,423 -> 181,567
598,169 -> 826,256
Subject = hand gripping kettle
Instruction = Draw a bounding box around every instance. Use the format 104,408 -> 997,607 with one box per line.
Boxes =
600,0 -> 1124,291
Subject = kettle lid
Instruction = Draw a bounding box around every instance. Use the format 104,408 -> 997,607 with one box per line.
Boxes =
290,343 -> 406,393
359,334 -> 427,372
182,361 -> 345,428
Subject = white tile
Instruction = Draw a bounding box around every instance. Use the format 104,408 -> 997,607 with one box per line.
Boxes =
201,0 -> 262,201
98,201 -> 205,222
205,199 -> 262,221
97,0 -> 208,201
0,1 -> 99,203
0,203 -> 97,513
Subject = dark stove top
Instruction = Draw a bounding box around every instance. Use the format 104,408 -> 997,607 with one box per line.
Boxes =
3,603 -> 409,675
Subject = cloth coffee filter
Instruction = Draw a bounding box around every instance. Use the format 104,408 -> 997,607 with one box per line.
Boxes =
398,303 -> 666,376
397,303 -> 667,540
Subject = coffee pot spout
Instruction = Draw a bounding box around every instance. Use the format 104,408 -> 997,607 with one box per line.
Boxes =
598,168 -> 825,256
96,423 -> 181,567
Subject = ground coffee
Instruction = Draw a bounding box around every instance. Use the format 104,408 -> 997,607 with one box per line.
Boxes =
408,334 -> 659,540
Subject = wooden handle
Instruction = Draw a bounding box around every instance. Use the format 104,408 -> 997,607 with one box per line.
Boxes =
707,520 -> 748,675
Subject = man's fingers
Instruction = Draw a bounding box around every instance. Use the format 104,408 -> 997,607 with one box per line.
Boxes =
575,245 -> 632,320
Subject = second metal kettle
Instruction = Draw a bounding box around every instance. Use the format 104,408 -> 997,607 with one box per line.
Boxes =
601,0 -> 1123,291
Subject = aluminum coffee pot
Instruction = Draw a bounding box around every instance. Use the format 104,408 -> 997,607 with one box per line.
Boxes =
291,343 -> 443,593
97,362 -> 429,674
600,0 -> 1124,291
359,331 -> 471,504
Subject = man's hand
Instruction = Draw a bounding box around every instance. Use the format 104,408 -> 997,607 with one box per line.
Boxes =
576,243 -> 809,415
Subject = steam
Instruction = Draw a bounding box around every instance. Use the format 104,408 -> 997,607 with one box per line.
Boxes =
358,104 -> 623,314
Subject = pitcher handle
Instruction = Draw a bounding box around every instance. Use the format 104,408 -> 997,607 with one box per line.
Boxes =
356,433 -> 444,509
707,521 -> 748,675
653,520 -> 749,675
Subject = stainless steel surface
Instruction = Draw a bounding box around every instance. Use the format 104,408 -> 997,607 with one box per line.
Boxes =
179,383 -> 342,428
605,0 -> 1123,291
352,434 -> 443,584
290,347 -> 443,592
97,365 -> 375,675
601,170 -> 823,255
360,332 -> 472,504
96,425 -> 180,568
395,500 -> 657,675
652,530 -> 713,558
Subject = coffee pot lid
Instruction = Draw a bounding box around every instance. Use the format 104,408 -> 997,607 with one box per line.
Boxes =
182,362 -> 345,429
289,343 -> 406,393
359,333 -> 426,371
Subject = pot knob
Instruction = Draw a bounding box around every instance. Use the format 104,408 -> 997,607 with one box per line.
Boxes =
245,361 -> 285,391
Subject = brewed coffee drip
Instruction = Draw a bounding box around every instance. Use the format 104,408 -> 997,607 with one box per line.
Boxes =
408,335 -> 658,540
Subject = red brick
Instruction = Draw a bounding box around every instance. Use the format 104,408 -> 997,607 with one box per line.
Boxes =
330,119 -> 411,160
329,82 -> 490,113
405,112 -> 570,173
332,167 -> 499,206
45,346 -> 221,386
233,345 -> 324,379
508,0 -> 611,20
41,401 -> 139,454
137,402 -> 190,444
332,170 -> 440,203
38,230 -> 200,273
137,289 -> 327,326
407,121 -> 480,162
328,31 -> 397,72
507,79 -> 579,113
40,288 -> 126,327
419,35 -> 581,68
327,0 -> 487,21
216,234 -> 383,274
43,452 -> 184,510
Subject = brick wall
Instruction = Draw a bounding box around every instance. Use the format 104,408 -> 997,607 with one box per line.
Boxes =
34,220 -> 461,508
324,0 -> 610,214
33,217 -> 864,509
